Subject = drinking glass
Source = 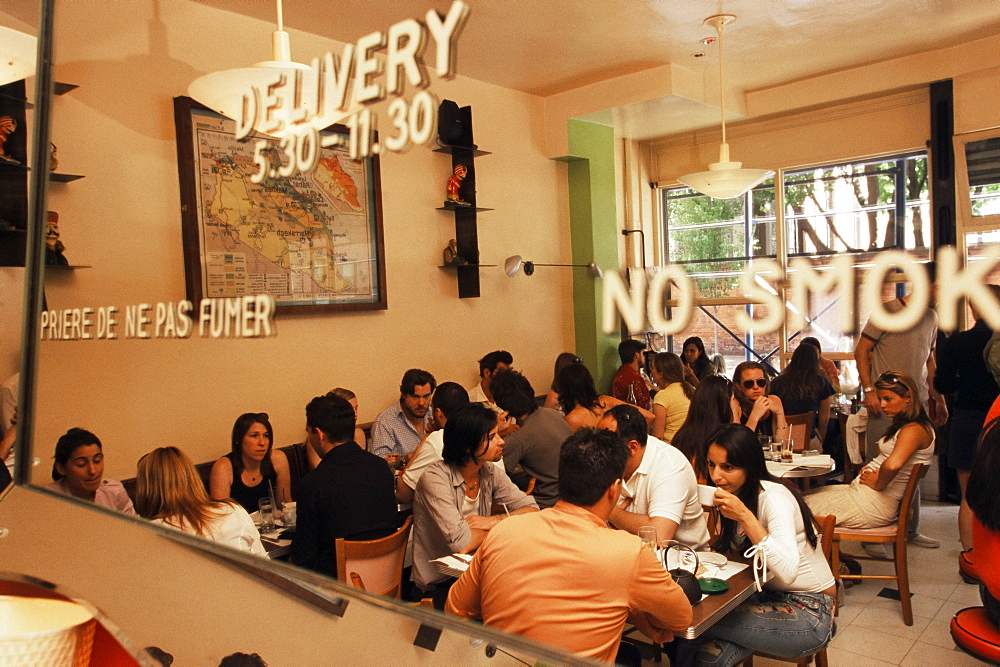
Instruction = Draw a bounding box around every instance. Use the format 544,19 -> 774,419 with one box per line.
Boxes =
781,437 -> 795,462
638,526 -> 657,552
258,497 -> 275,533
759,434 -> 772,458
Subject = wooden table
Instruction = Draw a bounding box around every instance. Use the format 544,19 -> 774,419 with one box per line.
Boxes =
682,565 -> 763,639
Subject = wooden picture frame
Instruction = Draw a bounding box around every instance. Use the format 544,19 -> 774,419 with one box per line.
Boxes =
173,96 -> 387,314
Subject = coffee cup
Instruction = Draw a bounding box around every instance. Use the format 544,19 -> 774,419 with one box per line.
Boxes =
697,484 -> 718,507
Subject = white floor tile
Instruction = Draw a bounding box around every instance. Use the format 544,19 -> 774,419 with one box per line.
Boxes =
900,640 -> 990,666
848,602 -> 932,640
830,624 -> 915,663
823,645 -> 899,666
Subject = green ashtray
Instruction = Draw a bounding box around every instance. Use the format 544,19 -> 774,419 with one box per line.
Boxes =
699,578 -> 730,595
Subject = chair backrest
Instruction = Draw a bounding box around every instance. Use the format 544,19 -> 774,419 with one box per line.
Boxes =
335,516 -> 413,598
897,462 -> 928,527
784,412 -> 813,451
811,513 -> 836,564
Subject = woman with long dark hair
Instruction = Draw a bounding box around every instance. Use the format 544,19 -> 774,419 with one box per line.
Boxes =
544,352 -> 582,411
965,416 -> 1000,623
687,423 -> 834,665
681,336 -> 716,387
558,363 -> 653,432
671,375 -> 738,481
650,352 -> 694,443
769,344 -> 835,444
731,360 -> 786,439
137,446 -> 266,555
210,412 -> 290,513
805,371 -> 933,528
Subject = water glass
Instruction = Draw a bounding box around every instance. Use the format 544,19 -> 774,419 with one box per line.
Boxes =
638,526 -> 657,552
282,501 -> 296,527
258,497 -> 275,533
759,435 -> 772,458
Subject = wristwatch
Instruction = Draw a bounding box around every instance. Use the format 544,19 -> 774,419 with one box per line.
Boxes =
863,386 -> 875,394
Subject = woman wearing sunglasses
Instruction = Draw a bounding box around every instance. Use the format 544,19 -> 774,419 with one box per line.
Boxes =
804,371 -> 933,528
732,361 -> 787,440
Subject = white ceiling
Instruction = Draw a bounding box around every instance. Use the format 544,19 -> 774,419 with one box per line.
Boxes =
190,0 -> 1000,139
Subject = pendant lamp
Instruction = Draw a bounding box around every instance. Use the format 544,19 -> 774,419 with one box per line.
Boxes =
187,0 -> 348,133
0,26 -> 37,86
677,15 -> 773,200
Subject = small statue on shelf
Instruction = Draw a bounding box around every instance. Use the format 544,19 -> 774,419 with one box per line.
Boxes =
49,142 -> 58,172
45,211 -> 68,266
445,164 -> 470,206
443,238 -> 466,265
0,116 -> 19,164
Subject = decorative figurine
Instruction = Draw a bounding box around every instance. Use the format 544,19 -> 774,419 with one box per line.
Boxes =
445,164 -> 470,206
0,116 -> 19,164
49,142 -> 58,172
443,238 -> 466,266
45,211 -> 68,266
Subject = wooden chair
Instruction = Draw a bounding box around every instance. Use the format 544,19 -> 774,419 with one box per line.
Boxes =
740,514 -> 836,667
831,463 -> 928,626
784,412 -> 814,451
334,516 -> 412,598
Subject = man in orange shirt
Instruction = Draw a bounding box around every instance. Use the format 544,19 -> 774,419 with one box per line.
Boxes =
445,428 -> 692,664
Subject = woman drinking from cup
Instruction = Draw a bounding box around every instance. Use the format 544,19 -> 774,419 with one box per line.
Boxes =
46,427 -> 135,515
684,423 -> 834,666
210,412 -> 290,513
804,371 -> 933,528
137,446 -> 266,556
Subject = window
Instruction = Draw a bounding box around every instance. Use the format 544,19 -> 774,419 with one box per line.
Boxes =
658,152 -> 930,370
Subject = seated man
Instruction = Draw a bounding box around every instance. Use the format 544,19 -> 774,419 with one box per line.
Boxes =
371,368 -> 436,468
291,394 -> 400,577
412,403 -> 538,606
468,350 -> 518,436
610,339 -> 651,410
395,381 -> 470,504
599,404 -> 709,549
446,428 -> 692,663
490,368 -> 571,509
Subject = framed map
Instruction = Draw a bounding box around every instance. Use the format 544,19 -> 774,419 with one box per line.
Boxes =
173,97 -> 387,314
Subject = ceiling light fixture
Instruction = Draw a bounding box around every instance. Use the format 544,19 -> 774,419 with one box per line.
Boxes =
504,255 -> 603,278
0,26 -> 37,87
187,0 -> 346,133
677,15 -> 774,200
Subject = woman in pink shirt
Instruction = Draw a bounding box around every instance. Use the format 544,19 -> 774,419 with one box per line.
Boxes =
46,427 -> 135,515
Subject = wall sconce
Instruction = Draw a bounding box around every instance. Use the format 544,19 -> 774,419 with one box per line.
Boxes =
504,255 -> 603,278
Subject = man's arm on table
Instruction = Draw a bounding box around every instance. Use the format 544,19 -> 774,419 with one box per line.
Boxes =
608,508 -> 677,544
627,547 -> 693,641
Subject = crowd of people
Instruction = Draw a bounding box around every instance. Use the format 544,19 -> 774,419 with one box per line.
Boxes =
8,300 -> 1000,665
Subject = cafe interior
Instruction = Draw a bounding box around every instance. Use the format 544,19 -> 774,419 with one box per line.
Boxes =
1,0 -> 1000,664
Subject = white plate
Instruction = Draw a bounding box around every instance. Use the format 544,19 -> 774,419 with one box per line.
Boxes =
697,551 -> 728,568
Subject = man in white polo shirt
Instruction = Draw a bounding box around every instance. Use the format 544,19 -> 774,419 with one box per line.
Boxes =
598,403 -> 709,549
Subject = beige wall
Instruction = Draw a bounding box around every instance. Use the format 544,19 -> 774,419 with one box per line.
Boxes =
26,0 -> 574,481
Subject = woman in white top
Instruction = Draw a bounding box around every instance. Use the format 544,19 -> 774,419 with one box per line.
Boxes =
684,423 -> 835,666
136,446 -> 266,556
804,371 -> 933,528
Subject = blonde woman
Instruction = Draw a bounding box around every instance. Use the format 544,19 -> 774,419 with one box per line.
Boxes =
137,446 -> 266,555
650,352 -> 694,443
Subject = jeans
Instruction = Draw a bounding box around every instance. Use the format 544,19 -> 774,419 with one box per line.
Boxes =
674,591 -> 836,667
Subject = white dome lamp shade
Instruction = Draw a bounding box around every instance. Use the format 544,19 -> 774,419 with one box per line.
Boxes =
187,0 -> 351,133
0,26 -> 37,87
677,15 -> 774,200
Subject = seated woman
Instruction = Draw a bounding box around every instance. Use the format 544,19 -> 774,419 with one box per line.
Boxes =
681,336 -> 716,388
558,363 -> 653,432
966,415 -> 1000,624
650,352 -> 693,443
210,413 -> 290,514
686,423 -> 835,666
769,344 -> 835,446
411,403 -> 539,607
307,388 -> 368,469
805,371 -> 933,528
732,361 -> 787,440
543,352 -> 582,411
136,446 -> 266,556
672,375 -> 738,482
800,336 -> 841,393
46,427 -> 135,515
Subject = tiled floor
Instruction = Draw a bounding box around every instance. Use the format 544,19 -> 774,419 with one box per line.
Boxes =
646,502 -> 990,665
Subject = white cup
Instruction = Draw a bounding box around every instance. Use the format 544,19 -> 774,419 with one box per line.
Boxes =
697,484 -> 718,507
282,501 -> 297,526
